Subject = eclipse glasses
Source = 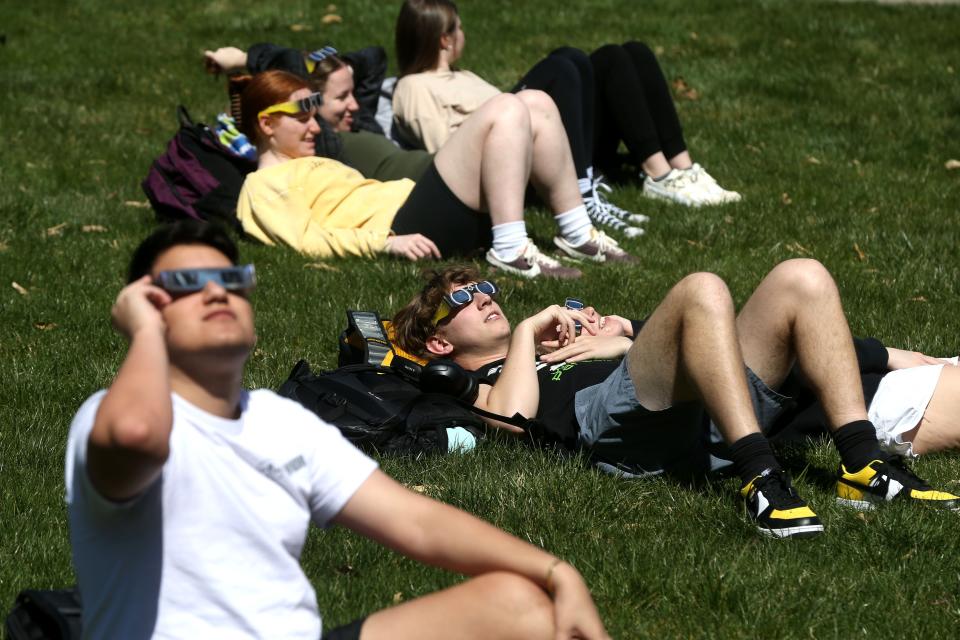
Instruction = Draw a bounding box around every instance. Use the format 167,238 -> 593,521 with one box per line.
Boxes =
154,264 -> 257,294
257,92 -> 324,119
432,280 -> 499,325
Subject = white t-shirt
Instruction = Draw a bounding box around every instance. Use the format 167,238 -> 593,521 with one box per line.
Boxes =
65,389 -> 378,640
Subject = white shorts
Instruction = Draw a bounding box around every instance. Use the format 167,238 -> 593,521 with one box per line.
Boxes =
869,357 -> 958,457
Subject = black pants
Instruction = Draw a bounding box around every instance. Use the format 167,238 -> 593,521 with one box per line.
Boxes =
590,41 -> 688,177
391,162 -> 491,257
512,47 -> 595,180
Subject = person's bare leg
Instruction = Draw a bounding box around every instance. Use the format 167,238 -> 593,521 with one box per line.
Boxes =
641,151 -> 672,178
904,366 -> 960,454
668,150 -> 693,170
735,258 -> 867,430
433,93 -> 532,225
625,272 -> 761,443
514,89 -> 582,214
360,572 -> 554,640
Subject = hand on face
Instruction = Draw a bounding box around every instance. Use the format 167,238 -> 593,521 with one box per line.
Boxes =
111,276 -> 172,340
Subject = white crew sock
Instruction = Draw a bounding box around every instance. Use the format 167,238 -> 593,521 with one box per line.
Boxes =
554,205 -> 594,247
491,220 -> 529,261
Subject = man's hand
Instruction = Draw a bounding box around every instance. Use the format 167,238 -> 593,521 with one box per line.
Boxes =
203,47 -> 248,75
580,309 -> 633,338
886,347 -> 954,370
550,562 -> 612,640
384,233 -> 442,261
540,335 -> 632,364
520,305 -> 597,348
111,276 -> 171,340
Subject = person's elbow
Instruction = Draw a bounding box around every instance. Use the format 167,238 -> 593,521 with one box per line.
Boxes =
94,416 -> 170,462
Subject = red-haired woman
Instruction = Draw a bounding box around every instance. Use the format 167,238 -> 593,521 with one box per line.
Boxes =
235,70 -> 633,276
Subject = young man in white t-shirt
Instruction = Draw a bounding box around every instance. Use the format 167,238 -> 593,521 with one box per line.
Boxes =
65,221 -> 608,640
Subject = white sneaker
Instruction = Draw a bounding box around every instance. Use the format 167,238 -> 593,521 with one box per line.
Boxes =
581,175 -> 649,238
685,163 -> 741,203
643,168 -> 720,207
485,241 -> 582,279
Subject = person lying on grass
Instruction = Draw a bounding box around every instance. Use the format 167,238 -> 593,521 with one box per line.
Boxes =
235,70 -> 634,278
391,263 -> 960,540
205,43 -> 435,182
65,220 -> 609,640
773,344 -> 960,457
393,0 -> 739,218
534,307 -> 960,458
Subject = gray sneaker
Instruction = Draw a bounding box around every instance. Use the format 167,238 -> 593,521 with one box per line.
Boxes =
553,229 -> 637,264
486,242 -> 582,279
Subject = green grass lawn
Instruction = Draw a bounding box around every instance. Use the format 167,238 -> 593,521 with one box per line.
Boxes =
3,0 -> 960,636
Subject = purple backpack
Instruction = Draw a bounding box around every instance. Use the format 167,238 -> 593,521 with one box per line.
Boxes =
141,107 -> 256,229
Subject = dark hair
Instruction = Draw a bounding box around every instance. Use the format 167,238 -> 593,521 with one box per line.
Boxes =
236,70 -> 311,144
391,264 -> 482,357
128,220 -> 239,283
395,0 -> 459,77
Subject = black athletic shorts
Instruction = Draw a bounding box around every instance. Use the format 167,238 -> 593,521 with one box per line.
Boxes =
390,161 -> 492,258
322,617 -> 365,640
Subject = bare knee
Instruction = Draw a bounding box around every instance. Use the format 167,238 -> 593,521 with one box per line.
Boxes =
515,89 -> 559,119
769,258 -> 838,301
479,93 -> 532,137
472,572 -> 554,639
674,272 -> 735,316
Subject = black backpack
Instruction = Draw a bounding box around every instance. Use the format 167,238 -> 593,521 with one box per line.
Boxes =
141,106 -> 255,230
5,588 -> 82,640
278,361 -> 486,456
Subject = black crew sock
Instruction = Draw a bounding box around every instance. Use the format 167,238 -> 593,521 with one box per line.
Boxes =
832,420 -> 884,471
729,433 -> 781,486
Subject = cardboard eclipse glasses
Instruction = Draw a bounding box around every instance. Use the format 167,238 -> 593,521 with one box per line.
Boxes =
154,264 -> 256,294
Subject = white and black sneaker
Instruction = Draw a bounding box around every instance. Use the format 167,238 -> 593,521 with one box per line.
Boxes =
581,176 -> 648,237
740,468 -> 824,539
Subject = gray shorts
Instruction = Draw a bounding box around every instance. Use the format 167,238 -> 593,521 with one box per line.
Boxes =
574,359 -> 789,478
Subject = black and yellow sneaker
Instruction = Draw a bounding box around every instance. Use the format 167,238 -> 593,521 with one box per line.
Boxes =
740,468 -> 824,539
836,456 -> 960,510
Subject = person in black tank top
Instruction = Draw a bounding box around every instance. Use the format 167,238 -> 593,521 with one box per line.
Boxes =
392,264 -> 960,540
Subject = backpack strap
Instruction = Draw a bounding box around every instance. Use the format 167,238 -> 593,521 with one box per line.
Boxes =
176,105 -> 195,129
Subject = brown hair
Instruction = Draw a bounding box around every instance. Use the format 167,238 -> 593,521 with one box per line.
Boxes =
391,264 -> 482,357
307,53 -> 348,92
236,70 -> 310,145
395,0 -> 460,77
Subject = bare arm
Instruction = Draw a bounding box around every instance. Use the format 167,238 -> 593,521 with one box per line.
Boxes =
87,277 -> 173,501
887,347 -> 957,370
476,305 -> 593,428
334,470 -> 608,639
203,46 -> 249,75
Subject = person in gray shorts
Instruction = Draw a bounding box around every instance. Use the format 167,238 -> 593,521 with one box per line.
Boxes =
392,261 -> 960,539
